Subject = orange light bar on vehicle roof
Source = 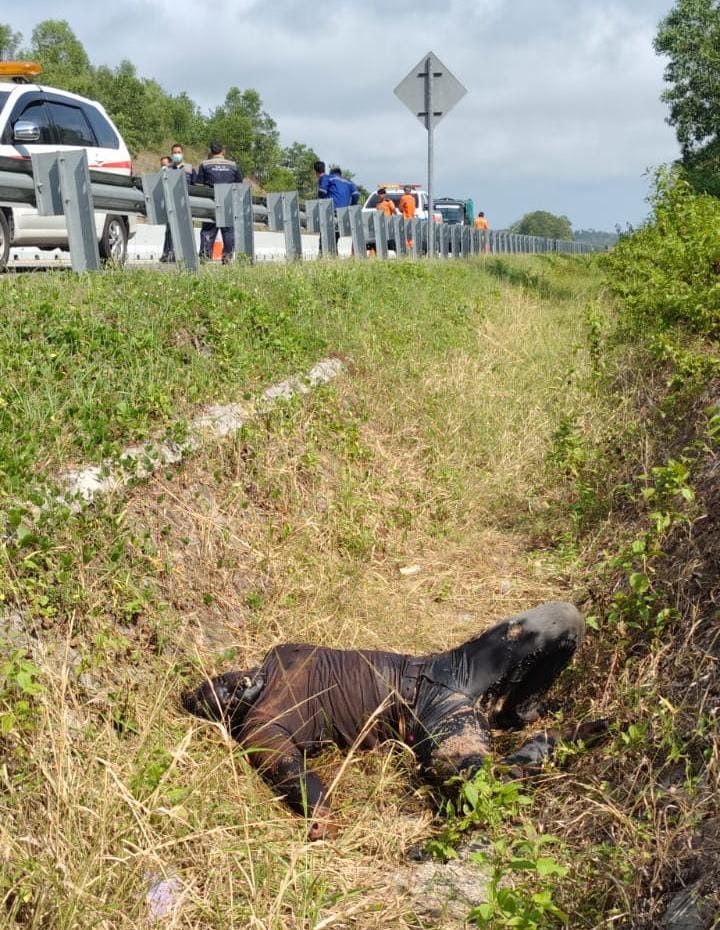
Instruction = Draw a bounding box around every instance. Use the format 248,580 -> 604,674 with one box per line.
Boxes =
380,183 -> 421,189
0,61 -> 43,78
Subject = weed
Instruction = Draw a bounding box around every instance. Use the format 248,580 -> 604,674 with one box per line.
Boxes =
0,650 -> 44,736
426,763 -> 533,859
469,828 -> 569,930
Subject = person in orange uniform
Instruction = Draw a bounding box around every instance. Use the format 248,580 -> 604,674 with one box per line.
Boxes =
398,186 -> 416,220
474,211 -> 489,253
398,185 -> 416,249
368,188 -> 398,255
375,188 -> 397,216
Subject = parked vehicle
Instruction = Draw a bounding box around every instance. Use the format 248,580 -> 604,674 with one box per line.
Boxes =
434,197 -> 474,226
0,60 -> 136,271
361,184 -> 441,252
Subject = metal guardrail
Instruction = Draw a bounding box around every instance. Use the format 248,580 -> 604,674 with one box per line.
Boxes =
0,150 -> 591,272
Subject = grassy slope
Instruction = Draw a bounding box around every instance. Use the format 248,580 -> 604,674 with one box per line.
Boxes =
1,256 -> 630,928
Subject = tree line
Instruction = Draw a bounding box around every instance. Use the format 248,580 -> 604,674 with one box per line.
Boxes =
0,19 -> 329,197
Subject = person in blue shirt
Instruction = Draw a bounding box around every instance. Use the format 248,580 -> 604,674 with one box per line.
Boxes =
323,166 -> 360,208
196,141 -> 243,263
314,161 -> 359,253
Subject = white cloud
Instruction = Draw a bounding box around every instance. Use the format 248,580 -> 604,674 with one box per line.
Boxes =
10,0 -> 680,227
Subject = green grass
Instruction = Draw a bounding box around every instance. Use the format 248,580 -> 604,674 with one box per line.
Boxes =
0,257 -> 596,504
1,254 -> 626,929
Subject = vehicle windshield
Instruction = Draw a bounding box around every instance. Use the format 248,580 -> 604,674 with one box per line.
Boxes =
365,191 -> 418,209
437,204 -> 465,224
0,91 -> 10,114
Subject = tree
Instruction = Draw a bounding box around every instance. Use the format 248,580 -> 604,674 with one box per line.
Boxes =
0,23 -> 21,59
206,87 -> 280,183
93,61 -> 165,154
654,0 -> 720,194
276,142 -> 320,197
27,20 -> 93,96
511,211 -> 573,239
164,92 -> 206,147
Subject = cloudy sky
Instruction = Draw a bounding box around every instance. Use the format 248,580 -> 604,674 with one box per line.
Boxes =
10,0 -> 679,230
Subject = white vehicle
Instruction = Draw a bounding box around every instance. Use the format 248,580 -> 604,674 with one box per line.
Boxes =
361,184 -> 441,251
0,61 -> 136,270
361,184 -> 438,221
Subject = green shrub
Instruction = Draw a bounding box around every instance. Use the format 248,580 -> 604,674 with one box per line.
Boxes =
604,169 -> 720,337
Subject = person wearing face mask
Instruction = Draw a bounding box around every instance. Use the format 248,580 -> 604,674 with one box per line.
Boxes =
160,144 -> 197,262
169,143 -> 196,185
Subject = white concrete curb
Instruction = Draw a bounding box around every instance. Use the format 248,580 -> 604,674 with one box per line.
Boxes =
59,357 -> 345,509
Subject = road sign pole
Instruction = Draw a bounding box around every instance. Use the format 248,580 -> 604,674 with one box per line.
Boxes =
394,52 -> 465,262
425,54 -> 435,259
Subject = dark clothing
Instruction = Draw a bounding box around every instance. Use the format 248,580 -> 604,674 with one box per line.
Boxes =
184,603 -> 586,822
196,155 -> 242,188
160,163 -> 197,261
199,221 -> 234,260
173,162 -> 196,185
318,172 -> 359,208
196,154 -> 243,260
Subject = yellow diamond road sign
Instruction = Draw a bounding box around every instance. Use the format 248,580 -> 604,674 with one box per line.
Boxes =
394,51 -> 467,128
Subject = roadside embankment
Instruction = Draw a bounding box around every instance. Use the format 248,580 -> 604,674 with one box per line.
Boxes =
5,249 -> 712,928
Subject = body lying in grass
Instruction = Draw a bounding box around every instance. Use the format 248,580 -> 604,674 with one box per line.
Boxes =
183,601 -> 606,840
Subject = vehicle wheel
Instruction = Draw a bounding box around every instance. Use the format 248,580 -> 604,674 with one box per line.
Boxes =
0,211 -> 10,272
99,215 -> 128,265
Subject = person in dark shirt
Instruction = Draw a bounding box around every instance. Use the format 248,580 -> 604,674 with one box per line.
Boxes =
195,141 -> 243,263
183,602 -> 605,841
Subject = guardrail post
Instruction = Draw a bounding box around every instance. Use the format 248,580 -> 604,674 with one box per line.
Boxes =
347,205 -> 366,258
142,167 -> 197,270
318,199 -> 336,256
267,192 -> 302,261
462,226 -> 472,257
408,219 -> 421,258
305,198 -> 337,256
450,224 -> 462,257
267,192 -> 283,231
32,150 -> 100,272
335,206 -> 352,239
391,215 -> 407,256
439,223 -> 450,258
375,212 -> 389,259
215,182 -> 254,261
362,211 -> 375,254
283,192 -> 302,261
